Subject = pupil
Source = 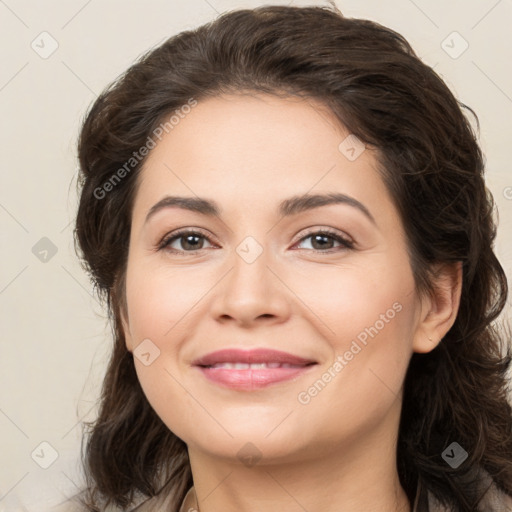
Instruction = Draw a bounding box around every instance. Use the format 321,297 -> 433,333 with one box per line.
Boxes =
183,235 -> 202,250
313,234 -> 332,250
313,235 -> 332,249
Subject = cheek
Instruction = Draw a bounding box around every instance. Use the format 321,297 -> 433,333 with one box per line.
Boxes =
124,262 -> 206,440
294,261 -> 414,344
125,262 -> 213,347
132,360 -> 202,445
294,262 -> 417,396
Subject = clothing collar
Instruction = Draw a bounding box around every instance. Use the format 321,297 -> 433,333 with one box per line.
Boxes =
178,480 -> 430,512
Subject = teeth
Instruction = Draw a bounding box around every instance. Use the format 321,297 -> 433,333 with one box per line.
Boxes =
208,362 -> 300,369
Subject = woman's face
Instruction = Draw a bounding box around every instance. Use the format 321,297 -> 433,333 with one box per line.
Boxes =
122,93 -> 431,464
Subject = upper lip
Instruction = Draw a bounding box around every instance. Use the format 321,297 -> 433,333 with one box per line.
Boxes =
192,348 -> 317,367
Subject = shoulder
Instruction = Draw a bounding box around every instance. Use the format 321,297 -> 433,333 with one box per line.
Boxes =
425,478 -> 512,512
477,482 -> 512,511
47,497 -> 119,512
47,499 -> 88,512
46,488 -> 185,512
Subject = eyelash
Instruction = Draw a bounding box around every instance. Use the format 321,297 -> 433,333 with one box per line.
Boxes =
157,228 -> 354,254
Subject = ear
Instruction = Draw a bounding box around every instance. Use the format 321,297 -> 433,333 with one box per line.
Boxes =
412,261 -> 463,354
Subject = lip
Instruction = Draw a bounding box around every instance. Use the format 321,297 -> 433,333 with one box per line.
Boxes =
192,348 -> 316,366
192,348 -> 317,391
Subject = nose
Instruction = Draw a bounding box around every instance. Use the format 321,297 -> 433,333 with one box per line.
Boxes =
210,243 -> 292,328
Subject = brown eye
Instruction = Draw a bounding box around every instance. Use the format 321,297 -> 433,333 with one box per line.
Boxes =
310,234 -> 336,250
295,230 -> 354,252
159,230 -> 214,253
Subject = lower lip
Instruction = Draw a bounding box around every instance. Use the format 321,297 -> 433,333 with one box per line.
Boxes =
196,365 -> 315,390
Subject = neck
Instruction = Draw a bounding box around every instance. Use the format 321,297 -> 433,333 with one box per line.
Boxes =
186,411 -> 412,512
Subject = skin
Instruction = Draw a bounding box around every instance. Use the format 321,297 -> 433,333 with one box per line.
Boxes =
121,93 -> 462,512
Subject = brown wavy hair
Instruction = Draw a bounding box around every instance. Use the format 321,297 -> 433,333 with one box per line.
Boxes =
73,4 -> 512,511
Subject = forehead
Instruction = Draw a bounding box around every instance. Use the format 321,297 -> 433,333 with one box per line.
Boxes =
132,93 -> 398,228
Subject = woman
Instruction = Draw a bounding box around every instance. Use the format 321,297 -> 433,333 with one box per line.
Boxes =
65,4 -> 512,511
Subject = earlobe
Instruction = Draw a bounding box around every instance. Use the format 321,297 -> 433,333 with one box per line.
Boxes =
412,261 -> 463,354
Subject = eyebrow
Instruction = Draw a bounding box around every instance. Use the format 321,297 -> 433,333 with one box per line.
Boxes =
144,192 -> 376,226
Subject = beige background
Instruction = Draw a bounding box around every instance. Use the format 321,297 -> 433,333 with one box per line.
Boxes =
0,0 -> 511,510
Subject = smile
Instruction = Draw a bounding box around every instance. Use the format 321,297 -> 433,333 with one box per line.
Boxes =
205,362 -> 305,369
192,348 -> 317,390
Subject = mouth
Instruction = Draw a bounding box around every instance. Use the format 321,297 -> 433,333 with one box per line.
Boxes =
192,348 -> 317,391
202,362 -> 307,369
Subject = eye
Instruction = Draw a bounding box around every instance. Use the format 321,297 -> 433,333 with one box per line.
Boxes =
158,229 -> 216,253
293,229 -> 354,253
157,228 -> 354,254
